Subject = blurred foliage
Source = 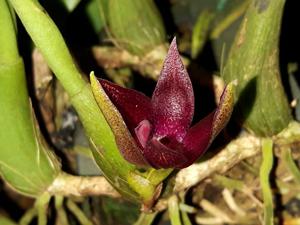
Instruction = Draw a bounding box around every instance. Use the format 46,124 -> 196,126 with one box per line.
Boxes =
0,216 -> 18,225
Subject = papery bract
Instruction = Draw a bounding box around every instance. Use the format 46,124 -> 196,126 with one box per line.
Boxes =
91,38 -> 234,169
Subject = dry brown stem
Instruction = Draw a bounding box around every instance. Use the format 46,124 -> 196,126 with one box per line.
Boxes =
174,133 -> 261,192
47,172 -> 120,198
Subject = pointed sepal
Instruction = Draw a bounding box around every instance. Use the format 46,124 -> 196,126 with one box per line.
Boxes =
181,83 -> 234,168
90,72 -> 148,166
212,82 -> 235,139
151,38 -> 194,142
99,79 -> 152,135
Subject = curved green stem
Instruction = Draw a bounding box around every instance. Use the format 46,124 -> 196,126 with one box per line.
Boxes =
181,211 -> 192,225
168,195 -> 182,225
35,193 -> 51,225
19,208 -> 37,225
66,199 -> 93,225
259,139 -> 274,225
7,0 -> 85,96
55,196 -> 69,225
282,147 -> 300,184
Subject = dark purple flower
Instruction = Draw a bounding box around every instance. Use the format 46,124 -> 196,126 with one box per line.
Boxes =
91,38 -> 234,169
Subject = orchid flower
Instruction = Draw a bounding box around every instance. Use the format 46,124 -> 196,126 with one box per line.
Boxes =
91,38 -> 234,169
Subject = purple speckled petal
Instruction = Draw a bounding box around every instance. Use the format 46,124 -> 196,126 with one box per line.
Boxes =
143,138 -> 188,168
151,37 -> 194,142
100,79 -> 152,134
181,83 -> 234,168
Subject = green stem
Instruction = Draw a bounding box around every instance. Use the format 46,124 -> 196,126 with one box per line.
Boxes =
7,0 -> 85,96
19,208 -> 37,225
168,195 -> 182,225
282,147 -> 300,184
181,211 -> 192,225
55,196 -> 69,225
259,138 -> 274,225
66,199 -> 93,225
35,193 -> 51,225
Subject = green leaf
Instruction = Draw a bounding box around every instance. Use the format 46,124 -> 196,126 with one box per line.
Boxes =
222,0 -> 292,136
85,0 -> 106,34
191,10 -> 214,58
108,0 -> 166,56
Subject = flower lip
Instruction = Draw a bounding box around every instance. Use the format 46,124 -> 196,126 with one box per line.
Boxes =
91,37 -> 234,169
135,119 -> 152,148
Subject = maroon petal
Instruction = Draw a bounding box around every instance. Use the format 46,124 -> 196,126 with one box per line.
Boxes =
181,83 -> 234,168
100,79 -> 152,134
151,37 -> 194,142
143,138 -> 188,168
181,112 -> 215,168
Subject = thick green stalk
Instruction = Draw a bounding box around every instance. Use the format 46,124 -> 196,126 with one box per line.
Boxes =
0,0 -> 60,196
8,0 -> 85,97
222,0 -> 292,136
